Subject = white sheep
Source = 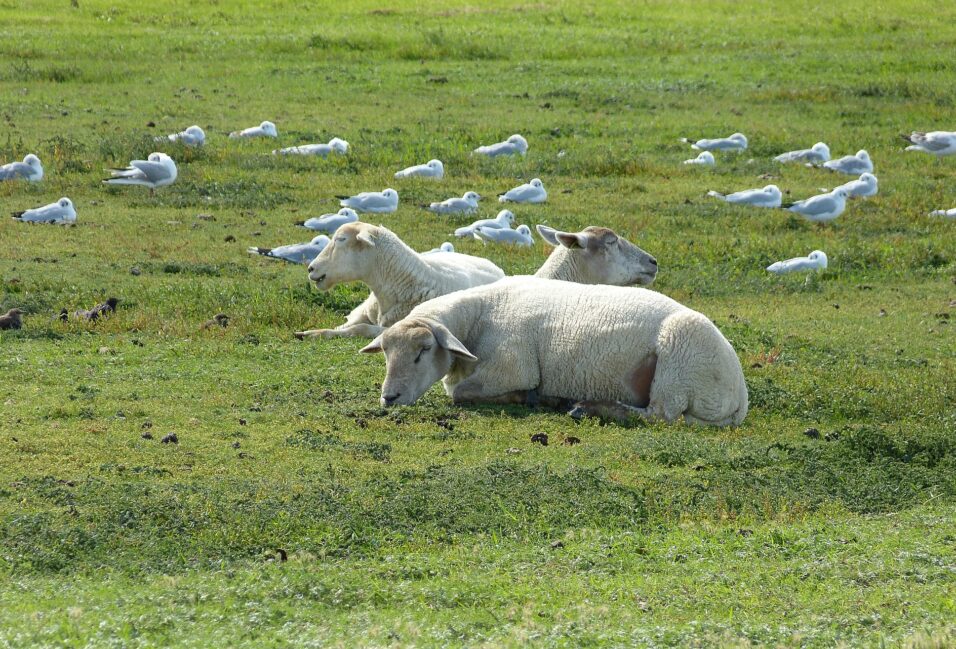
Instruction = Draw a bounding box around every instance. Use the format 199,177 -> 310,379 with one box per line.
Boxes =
361,277 -> 748,427
294,222 -> 505,339
534,225 -> 658,286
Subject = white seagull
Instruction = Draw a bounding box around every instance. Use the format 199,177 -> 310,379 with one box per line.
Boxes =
774,142 -> 830,163
337,188 -> 399,213
767,250 -> 828,274
834,173 -> 878,198
394,159 -> 444,179
296,208 -> 359,233
474,134 -> 529,157
474,224 -> 534,246
11,197 -> 76,224
247,235 -> 330,265
0,154 -> 43,182
454,209 -> 515,238
782,188 -> 849,223
229,121 -> 277,139
902,131 -> 956,157
820,150 -> 872,175
681,133 -> 748,151
929,208 -> 956,219
423,242 -> 455,254
160,125 -> 205,146
103,152 -> 177,194
273,137 -> 349,157
499,178 -> 547,204
684,151 -> 715,166
707,184 -> 782,208
427,191 -> 481,215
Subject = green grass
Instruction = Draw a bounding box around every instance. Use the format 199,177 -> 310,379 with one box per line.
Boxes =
1,0 -> 955,646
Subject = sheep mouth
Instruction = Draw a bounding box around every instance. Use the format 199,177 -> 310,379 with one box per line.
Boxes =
311,273 -> 327,285
632,272 -> 658,286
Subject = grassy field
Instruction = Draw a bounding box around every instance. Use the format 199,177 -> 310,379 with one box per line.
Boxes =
1,0 -> 955,646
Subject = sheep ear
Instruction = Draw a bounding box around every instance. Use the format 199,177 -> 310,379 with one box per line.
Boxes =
360,336 -> 384,354
556,232 -> 587,249
356,231 -> 376,247
536,225 -> 560,247
430,323 -> 477,361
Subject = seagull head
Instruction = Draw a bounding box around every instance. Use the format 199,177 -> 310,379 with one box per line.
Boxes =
508,134 -> 529,153
729,133 -> 748,146
856,150 -> 869,161
58,197 -> 73,209
497,209 -> 515,225
310,235 -> 331,246
833,189 -> 849,201
439,242 -> 454,252
859,173 -> 877,186
808,250 -> 828,269
186,125 -> 204,137
24,154 -> 42,168
382,188 -> 398,201
463,191 -> 481,203
764,185 -> 782,198
699,151 -> 715,162
328,138 -> 349,154
529,178 -> 543,188
148,152 -> 162,162
260,121 -> 278,137
516,224 -> 532,236
812,142 -> 830,157
339,207 -> 359,218
427,159 -> 444,172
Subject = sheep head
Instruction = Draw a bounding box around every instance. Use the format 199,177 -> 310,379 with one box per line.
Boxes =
307,222 -> 379,289
537,225 -> 658,286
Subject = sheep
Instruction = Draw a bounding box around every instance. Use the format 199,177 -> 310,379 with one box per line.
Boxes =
294,222 -> 506,339
360,276 -> 748,427
534,225 -> 658,286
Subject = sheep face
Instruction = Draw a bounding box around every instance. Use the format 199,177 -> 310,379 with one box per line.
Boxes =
539,225 -> 658,286
361,318 -> 476,406
307,223 -> 377,289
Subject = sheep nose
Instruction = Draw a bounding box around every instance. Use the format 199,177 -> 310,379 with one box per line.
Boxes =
649,257 -> 658,266
382,393 -> 401,406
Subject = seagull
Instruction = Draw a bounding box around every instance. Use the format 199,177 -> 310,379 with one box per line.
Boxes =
681,133 -> 748,151
767,250 -> 828,274
929,208 -> 956,219
0,154 -> 43,182
426,191 -> 481,215
902,131 -> 956,157
819,150 -> 872,175
707,185 -> 782,208
160,125 -> 205,146
11,197 -> 76,224
474,134 -> 529,157
782,188 -> 849,223
102,153 -> 177,195
499,178 -> 547,204
834,173 -> 878,198
247,235 -> 330,265
394,159 -> 444,179
337,188 -> 399,213
684,151 -> 715,166
273,137 -> 349,156
774,142 -> 830,163
423,242 -> 455,254
474,224 -> 534,246
229,121 -> 277,139
454,209 -> 515,237
296,208 -> 358,233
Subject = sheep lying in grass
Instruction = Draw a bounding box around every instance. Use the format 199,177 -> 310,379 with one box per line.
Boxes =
294,222 -> 505,339
361,277 -> 748,427
534,225 -> 658,286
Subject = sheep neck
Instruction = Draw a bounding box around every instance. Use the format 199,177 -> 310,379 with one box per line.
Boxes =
365,236 -> 434,311
534,247 -> 586,283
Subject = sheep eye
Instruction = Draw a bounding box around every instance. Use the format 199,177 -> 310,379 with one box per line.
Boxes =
335,236 -> 347,243
414,346 -> 431,363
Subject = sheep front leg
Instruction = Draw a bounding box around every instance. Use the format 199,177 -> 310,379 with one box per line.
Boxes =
294,323 -> 386,339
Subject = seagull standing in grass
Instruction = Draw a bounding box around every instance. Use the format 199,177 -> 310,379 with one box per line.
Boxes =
248,235 -> 330,265
296,208 -> 358,233
782,188 -> 849,223
274,137 -> 349,156
394,159 -> 444,179
426,191 -> 481,214
681,133 -> 748,151
475,224 -> 534,246
767,250 -> 828,274
902,131 -> 956,157
160,125 -> 205,146
0,154 -> 43,182
454,209 -> 515,237
774,142 -> 830,163
11,197 -> 76,224
819,150 -> 872,175
834,173 -> 878,198
707,185 -> 782,208
499,178 -> 547,203
229,121 -> 277,139
684,151 -> 715,166
103,153 -> 177,195
337,188 -> 399,213
474,134 -> 529,157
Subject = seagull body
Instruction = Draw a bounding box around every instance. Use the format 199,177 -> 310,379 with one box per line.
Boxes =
229,121 -> 277,139
337,188 -> 399,213
394,159 -> 444,179
774,142 -> 830,163
902,131 -> 956,157
782,189 -> 849,223
103,153 -> 177,192
248,235 -> 330,265
820,150 -> 872,175
767,250 -> 828,274
11,197 -> 76,224
273,138 -> 349,156
707,184 -> 782,208
0,154 -> 43,182
423,242 -> 455,254
835,173 -> 878,198
454,209 -> 516,238
929,208 -> 956,219
161,125 -> 205,146
427,191 -> 480,214
684,151 -> 715,166
474,224 -> 534,246
474,134 -> 529,157
297,208 -> 359,233
681,133 -> 747,151
499,178 -> 547,203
